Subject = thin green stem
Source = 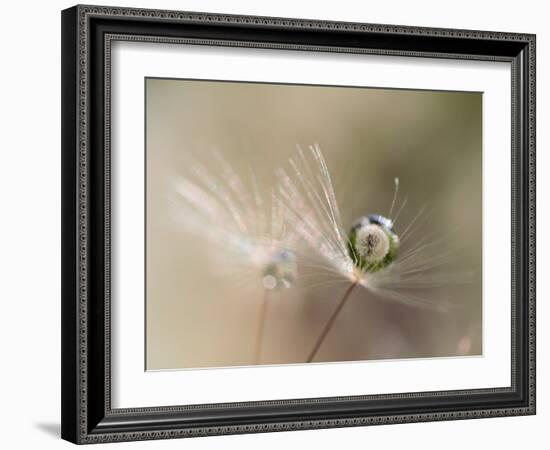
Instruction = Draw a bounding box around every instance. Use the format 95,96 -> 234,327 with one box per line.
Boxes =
253,289 -> 270,364
306,281 -> 358,363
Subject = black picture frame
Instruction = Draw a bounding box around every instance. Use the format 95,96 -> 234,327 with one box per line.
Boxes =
61,4 -> 536,444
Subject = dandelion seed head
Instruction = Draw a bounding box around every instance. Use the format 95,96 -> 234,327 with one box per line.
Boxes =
348,214 -> 400,273
275,143 -> 468,311
355,225 -> 389,261
171,151 -> 299,295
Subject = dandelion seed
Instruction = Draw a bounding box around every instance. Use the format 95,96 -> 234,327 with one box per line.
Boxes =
171,151 -> 298,364
348,214 -> 400,273
276,144 -> 468,362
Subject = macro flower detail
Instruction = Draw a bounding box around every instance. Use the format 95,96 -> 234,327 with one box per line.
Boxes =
348,214 -> 400,273
171,152 -> 298,363
143,78 -> 483,374
276,144 -> 463,362
172,152 -> 297,288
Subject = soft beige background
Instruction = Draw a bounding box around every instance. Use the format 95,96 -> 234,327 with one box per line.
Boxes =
146,78 -> 482,370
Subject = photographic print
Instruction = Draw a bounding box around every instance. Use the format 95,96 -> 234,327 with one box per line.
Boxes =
145,78 -> 482,370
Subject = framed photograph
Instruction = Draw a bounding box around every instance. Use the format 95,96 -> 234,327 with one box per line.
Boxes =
61,4 -> 536,444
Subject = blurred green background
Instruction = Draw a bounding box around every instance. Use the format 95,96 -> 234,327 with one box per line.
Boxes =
145,78 -> 482,370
